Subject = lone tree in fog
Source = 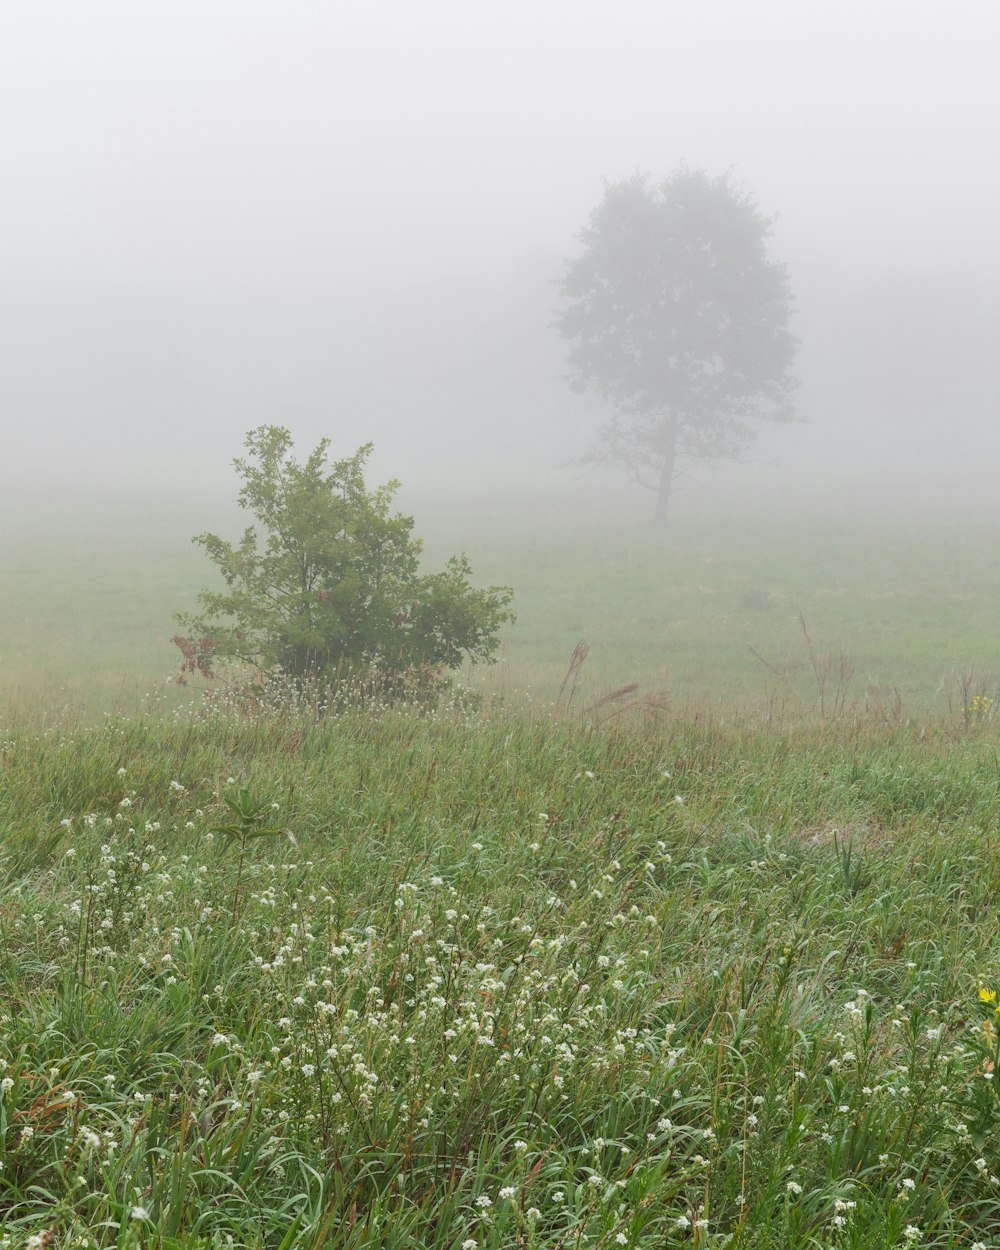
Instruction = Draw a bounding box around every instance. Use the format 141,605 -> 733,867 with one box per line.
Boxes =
557,168 -> 798,526
173,426 -> 514,696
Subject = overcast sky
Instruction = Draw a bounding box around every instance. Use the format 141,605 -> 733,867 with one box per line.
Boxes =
2,0 -> 998,500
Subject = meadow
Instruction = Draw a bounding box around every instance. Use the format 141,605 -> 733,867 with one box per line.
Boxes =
4,703 -> 1000,1247
4,480 -> 1000,720
5,485 -> 1000,1246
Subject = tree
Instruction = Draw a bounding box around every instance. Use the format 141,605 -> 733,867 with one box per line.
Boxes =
173,426 -> 515,695
557,167 -> 798,526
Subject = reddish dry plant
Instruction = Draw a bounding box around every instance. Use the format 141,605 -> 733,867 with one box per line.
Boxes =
172,634 -> 217,683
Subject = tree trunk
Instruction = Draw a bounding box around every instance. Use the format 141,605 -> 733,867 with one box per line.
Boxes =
653,419 -> 678,528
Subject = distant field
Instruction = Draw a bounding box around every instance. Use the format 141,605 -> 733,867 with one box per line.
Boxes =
4,482 -> 1000,721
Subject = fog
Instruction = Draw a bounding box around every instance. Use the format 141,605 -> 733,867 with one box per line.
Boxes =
2,0 -> 999,515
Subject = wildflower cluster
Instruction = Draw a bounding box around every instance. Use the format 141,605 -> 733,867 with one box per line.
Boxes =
2,709 -> 1000,1247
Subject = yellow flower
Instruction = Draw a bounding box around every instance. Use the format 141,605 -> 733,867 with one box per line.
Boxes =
980,988 -> 997,1006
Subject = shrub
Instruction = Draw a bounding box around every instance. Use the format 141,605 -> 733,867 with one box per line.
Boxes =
173,426 -> 514,698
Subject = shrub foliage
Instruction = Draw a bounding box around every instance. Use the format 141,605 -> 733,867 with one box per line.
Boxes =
174,426 -> 514,687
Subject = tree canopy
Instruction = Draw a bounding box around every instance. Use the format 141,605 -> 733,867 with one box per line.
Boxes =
557,168 -> 798,524
174,426 -> 514,695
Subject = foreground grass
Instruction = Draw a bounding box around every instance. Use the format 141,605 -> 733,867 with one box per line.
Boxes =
3,703 -> 1000,1247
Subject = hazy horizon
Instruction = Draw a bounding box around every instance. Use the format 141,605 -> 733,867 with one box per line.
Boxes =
3,0 -> 999,510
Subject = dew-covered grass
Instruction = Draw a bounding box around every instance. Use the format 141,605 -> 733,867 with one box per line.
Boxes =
3,701 -> 1000,1247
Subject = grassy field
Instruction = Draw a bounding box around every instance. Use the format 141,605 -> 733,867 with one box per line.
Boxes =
6,482 -> 1000,1245
5,483 -> 1000,720
3,703 -> 1000,1246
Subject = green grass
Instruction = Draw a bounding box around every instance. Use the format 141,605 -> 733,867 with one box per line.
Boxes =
6,486 -> 1000,719
4,701 -> 1000,1246
6,485 -> 1000,1244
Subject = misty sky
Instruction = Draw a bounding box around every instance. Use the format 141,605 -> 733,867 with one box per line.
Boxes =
2,1 -> 998,500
